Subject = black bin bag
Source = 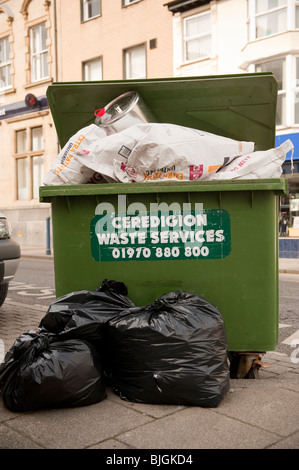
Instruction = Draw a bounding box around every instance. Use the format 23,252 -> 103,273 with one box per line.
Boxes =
39,279 -> 135,344
106,291 -> 230,408
0,330 -> 106,412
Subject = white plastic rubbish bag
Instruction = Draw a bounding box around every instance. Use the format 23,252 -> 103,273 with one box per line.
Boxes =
43,124 -> 108,186
111,123 -> 255,183
43,122 -> 255,186
206,139 -> 294,181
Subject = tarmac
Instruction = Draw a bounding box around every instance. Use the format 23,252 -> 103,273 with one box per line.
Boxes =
0,248 -> 298,453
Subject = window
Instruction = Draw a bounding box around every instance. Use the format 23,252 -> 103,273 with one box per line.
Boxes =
32,155 -> 44,199
184,11 -> 211,62
122,0 -> 140,6
124,44 -> 146,79
248,0 -> 299,40
32,126 -> 43,152
0,37 -> 12,90
30,23 -> 49,82
15,127 -> 44,201
255,0 -> 287,38
83,57 -> 102,80
81,0 -> 101,21
256,58 -> 286,126
17,158 -> 28,201
16,130 -> 27,154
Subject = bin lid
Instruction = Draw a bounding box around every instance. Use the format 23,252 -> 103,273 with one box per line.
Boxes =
46,73 -> 278,151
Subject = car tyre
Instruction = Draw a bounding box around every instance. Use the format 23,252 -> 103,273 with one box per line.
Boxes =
0,283 -> 9,307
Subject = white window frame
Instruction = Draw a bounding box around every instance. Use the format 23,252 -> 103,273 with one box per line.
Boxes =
255,57 -> 287,126
15,126 -> 44,201
0,36 -> 12,90
30,23 -> 49,83
183,11 -> 211,63
255,0 -> 287,39
124,44 -> 146,79
122,0 -> 141,6
81,0 -> 101,22
82,57 -> 103,81
248,0 -> 299,41
254,55 -> 299,128
32,155 -> 44,200
296,1 -> 299,28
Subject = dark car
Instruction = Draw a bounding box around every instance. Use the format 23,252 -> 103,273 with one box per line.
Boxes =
0,213 -> 21,307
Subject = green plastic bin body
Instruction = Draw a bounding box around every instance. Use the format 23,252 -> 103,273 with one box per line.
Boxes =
40,74 -> 288,353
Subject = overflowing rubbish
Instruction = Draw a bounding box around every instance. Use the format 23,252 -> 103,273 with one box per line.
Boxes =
206,139 -> 294,181
0,280 -> 230,411
43,90 -> 157,186
43,123 -> 107,186
111,123 -> 254,183
43,121 -> 255,185
43,89 -> 293,187
94,90 -> 157,134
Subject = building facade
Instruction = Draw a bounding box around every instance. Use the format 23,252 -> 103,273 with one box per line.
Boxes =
0,0 -> 298,251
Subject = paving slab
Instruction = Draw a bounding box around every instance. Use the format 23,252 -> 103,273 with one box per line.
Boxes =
4,398 -> 154,449
268,431 -> 299,449
0,424 -> 43,449
115,405 -> 280,450
215,382 -> 299,438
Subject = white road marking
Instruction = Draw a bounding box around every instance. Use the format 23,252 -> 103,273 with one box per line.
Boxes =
282,330 -> 299,345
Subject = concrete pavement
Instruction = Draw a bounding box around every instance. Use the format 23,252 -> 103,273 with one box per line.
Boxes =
0,252 -> 298,450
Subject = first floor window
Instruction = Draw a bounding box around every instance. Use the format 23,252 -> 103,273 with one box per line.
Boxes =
81,0 -> 101,21
82,57 -> 102,80
15,127 -> 44,200
17,158 -> 28,201
30,23 -> 49,82
32,155 -> 44,199
122,0 -> 140,6
255,55 -> 299,127
255,58 -> 286,126
16,129 -> 27,154
0,36 -> 12,90
184,11 -> 211,62
124,44 -> 146,79
248,0 -> 298,40
255,0 -> 287,39
31,126 -> 43,151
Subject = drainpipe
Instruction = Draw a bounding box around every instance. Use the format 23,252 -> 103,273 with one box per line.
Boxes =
53,0 -> 58,83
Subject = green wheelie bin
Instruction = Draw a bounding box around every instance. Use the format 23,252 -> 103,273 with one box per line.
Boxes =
40,73 -> 288,378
